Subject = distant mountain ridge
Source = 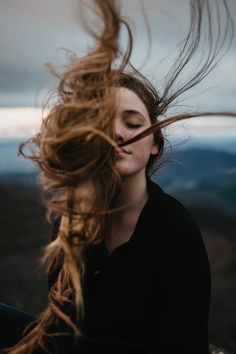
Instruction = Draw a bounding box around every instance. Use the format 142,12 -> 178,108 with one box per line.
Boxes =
1,137 -> 236,175
154,147 -> 236,217
0,138 -> 36,175
1,138 -> 236,216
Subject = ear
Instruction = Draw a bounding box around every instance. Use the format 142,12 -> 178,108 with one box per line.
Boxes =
150,143 -> 159,156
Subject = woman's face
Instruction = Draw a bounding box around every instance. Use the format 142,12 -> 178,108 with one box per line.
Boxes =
114,87 -> 158,178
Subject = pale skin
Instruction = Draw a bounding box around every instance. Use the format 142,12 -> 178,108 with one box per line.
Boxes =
105,87 -> 159,255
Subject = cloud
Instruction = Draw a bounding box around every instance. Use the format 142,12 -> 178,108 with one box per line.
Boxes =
0,0 -> 236,109
0,108 -> 43,137
1,108 -> 236,140
166,116 -> 236,139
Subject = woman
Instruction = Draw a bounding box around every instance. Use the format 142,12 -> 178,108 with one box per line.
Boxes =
2,0 -> 234,353
47,77 -> 211,354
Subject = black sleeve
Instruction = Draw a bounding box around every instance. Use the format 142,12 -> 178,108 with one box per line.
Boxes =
151,213 -> 211,354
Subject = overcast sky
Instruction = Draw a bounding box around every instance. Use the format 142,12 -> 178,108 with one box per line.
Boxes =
0,0 -> 236,141
0,0 -> 235,108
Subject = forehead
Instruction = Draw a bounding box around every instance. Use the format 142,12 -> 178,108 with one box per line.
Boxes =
115,87 -> 149,119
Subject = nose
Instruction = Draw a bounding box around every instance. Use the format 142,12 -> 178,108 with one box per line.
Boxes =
114,118 -> 126,143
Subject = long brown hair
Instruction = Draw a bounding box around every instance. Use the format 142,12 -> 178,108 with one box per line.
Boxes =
6,0 -> 235,353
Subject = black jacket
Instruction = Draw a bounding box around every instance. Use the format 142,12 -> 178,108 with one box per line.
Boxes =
48,179 -> 211,354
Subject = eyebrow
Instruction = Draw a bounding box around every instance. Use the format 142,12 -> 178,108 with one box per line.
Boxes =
123,109 -> 147,122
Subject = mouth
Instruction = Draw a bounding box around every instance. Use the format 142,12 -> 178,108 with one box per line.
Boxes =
116,148 -> 131,155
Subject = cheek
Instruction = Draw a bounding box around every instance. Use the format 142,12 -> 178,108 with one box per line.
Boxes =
132,137 -> 154,163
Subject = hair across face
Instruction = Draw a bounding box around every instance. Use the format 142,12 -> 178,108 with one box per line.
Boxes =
114,87 -> 159,178
113,71 -> 165,176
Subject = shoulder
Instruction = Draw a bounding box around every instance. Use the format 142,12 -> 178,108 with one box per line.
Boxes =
147,178 -> 201,236
147,179 -> 209,263
147,180 -> 211,284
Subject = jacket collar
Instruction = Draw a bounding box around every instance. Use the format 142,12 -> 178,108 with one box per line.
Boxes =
127,178 -> 167,244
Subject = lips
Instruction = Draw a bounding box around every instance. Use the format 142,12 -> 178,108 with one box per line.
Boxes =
116,148 -> 131,154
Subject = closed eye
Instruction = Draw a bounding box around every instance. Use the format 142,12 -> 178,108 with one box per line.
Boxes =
126,123 -> 142,129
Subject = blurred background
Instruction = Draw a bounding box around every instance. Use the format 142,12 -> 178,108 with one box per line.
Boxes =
0,0 -> 236,352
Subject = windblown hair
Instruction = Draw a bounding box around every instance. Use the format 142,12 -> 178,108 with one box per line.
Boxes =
6,0 -> 235,353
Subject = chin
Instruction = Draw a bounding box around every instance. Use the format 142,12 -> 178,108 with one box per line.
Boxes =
115,169 -> 131,177
115,167 -> 145,179
115,163 -> 127,175
115,161 -> 146,178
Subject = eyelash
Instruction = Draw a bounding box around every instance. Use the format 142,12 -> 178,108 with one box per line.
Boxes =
126,123 -> 142,129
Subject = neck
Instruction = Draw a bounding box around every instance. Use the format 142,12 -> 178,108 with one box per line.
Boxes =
105,171 -> 149,250
112,171 -> 149,217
